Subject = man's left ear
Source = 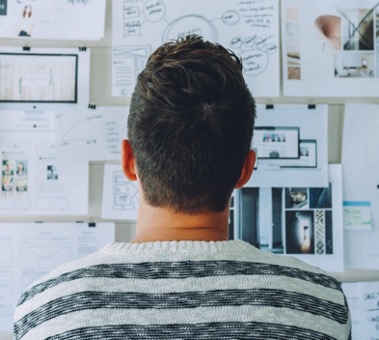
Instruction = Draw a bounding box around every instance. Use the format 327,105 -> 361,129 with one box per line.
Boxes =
121,139 -> 137,181
235,149 -> 256,189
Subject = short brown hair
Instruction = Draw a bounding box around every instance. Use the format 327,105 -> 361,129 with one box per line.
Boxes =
128,35 -> 255,213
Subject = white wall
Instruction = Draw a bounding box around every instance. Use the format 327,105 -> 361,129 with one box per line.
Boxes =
0,0 -> 378,283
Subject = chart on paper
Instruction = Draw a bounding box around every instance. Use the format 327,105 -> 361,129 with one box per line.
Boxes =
112,0 -> 280,97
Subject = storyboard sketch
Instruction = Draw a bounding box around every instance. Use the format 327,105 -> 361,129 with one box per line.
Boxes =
342,281 -> 379,340
56,106 -> 129,161
343,104 -> 379,270
0,47 -> 90,109
0,110 -> 89,215
0,222 -> 115,333
102,163 -> 139,220
112,0 -> 280,97
248,105 -> 328,188
235,164 -> 344,272
0,0 -> 106,40
282,0 -> 379,97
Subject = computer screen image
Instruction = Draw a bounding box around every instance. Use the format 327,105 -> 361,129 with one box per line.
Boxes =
281,139 -> 317,168
253,127 -> 300,159
0,53 -> 78,103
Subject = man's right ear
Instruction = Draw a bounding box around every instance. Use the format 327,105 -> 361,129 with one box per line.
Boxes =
121,139 -> 137,181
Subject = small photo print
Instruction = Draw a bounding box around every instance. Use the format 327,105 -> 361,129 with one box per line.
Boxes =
47,165 -> 58,180
2,159 -> 14,176
16,160 -> 28,176
309,184 -> 332,209
342,9 -> 374,50
286,211 -> 314,254
15,160 -> 28,192
2,175 -> 14,192
334,52 -> 375,78
285,188 -> 308,209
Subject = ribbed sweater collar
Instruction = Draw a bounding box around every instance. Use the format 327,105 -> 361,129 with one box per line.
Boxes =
101,240 -> 250,254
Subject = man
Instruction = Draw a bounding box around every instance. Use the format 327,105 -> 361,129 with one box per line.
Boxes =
14,35 -> 351,339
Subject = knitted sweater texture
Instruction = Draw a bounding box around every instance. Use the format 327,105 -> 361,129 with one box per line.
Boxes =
14,240 -> 351,339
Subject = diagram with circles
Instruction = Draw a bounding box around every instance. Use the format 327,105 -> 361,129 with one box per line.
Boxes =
112,0 -> 280,97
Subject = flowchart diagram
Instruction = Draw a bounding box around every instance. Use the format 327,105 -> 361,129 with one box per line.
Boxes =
112,0 -> 280,97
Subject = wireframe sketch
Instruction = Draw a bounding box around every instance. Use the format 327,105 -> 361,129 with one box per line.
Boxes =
112,0 -> 280,97
21,246 -> 71,271
113,45 -> 151,96
113,171 -> 139,211
0,274 -> 13,300
0,246 -> 12,268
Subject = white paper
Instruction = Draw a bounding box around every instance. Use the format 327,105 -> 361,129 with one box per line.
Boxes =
0,47 -> 90,110
282,0 -> 379,97
343,104 -> 379,269
0,222 -> 115,333
112,0 -> 280,97
0,0 -> 106,40
248,105 -> 328,188
56,106 -> 129,161
342,281 -> 379,340
0,110 -> 89,215
237,164 -> 344,272
102,164 -> 139,221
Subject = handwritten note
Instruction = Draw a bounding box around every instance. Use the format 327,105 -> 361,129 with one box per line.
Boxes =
343,201 -> 372,230
112,0 -> 280,97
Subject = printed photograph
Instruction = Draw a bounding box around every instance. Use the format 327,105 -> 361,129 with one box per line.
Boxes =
15,160 -> 28,192
334,51 -> 375,78
341,8 -> 374,50
285,187 -> 309,209
47,165 -> 58,180
285,210 -> 315,254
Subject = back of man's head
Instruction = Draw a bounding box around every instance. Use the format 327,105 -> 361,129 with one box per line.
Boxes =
128,35 -> 256,214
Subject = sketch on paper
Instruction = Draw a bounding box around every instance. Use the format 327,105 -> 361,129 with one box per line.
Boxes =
57,114 -> 104,146
113,171 -> 138,211
55,107 -> 127,161
112,0 -> 280,97
0,223 -> 115,333
102,164 -> 139,220
21,246 -> 71,271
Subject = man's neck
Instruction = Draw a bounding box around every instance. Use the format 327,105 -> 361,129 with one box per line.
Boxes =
132,200 -> 230,243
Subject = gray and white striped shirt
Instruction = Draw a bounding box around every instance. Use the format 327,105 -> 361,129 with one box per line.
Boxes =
14,240 -> 351,339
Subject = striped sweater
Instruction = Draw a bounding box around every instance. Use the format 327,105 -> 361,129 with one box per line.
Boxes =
14,240 -> 351,339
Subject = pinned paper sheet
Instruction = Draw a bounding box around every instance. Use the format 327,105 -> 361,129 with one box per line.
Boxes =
56,106 -> 128,162
282,0 -> 379,97
342,281 -> 379,340
0,0 -> 106,40
0,110 -> 89,215
343,104 -> 379,269
247,105 -> 328,188
0,222 -> 115,333
112,0 -> 280,97
343,201 -> 372,230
